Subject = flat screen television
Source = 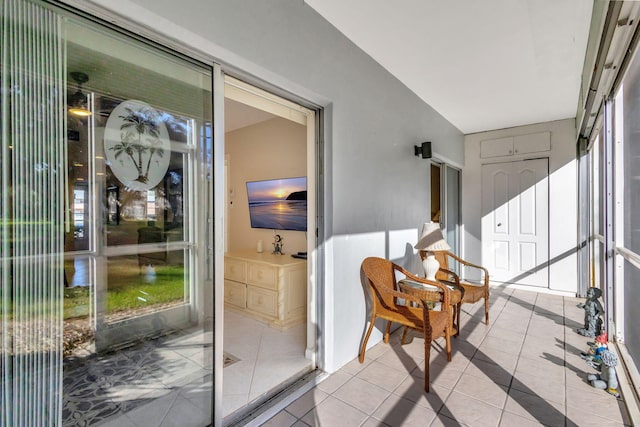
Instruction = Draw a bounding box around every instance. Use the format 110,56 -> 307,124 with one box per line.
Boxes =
246,177 -> 307,231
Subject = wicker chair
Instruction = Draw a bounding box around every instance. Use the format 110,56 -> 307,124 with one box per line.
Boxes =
359,257 -> 455,392
420,250 -> 490,325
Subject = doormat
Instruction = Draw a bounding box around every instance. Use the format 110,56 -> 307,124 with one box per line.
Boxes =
223,352 -> 240,368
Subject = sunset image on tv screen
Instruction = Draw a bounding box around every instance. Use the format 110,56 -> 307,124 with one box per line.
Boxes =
246,177 -> 307,231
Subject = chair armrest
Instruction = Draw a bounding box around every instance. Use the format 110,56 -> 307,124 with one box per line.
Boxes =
393,264 -> 452,308
372,281 -> 429,307
438,268 -> 460,284
445,252 -> 489,286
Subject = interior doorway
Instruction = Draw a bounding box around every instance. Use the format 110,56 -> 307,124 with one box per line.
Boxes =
430,162 -> 461,255
221,76 -> 317,420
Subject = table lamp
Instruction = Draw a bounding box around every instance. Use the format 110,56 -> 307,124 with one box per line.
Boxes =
414,222 -> 451,280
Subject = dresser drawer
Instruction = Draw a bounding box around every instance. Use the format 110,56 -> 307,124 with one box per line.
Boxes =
246,287 -> 277,317
224,279 -> 246,308
247,263 -> 277,290
224,258 -> 246,282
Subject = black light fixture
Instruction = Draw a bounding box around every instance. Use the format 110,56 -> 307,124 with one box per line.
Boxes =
414,141 -> 432,159
68,71 -> 92,117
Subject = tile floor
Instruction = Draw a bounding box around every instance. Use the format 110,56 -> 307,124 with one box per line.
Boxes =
63,328 -> 214,427
61,309 -> 312,426
259,286 -> 634,427
223,310 -> 313,418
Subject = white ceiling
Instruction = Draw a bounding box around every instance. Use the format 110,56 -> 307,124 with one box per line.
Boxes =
304,0 -> 593,134
225,98 -> 277,133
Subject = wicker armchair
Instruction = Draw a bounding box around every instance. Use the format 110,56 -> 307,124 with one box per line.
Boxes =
359,257 -> 456,392
420,250 -> 490,324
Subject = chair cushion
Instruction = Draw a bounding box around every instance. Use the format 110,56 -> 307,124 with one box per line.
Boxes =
460,281 -> 485,304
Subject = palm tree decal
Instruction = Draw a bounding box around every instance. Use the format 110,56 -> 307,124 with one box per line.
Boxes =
109,132 -> 139,170
109,106 -> 161,184
144,137 -> 165,182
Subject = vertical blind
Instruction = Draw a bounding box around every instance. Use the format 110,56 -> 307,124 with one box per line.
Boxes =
1,0 -> 65,425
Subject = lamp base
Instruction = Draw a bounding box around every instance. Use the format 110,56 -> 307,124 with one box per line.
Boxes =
422,252 -> 440,281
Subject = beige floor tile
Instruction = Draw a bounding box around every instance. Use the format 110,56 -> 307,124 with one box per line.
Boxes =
564,368 -> 595,392
513,353 -> 566,378
222,393 -> 249,417
458,327 -> 489,347
510,371 -> 565,405
393,374 -> 451,412
356,360 -> 410,392
479,335 -> 523,355
391,335 -> 432,360
341,356 -> 373,376
300,396 -> 368,427
473,346 -> 520,371
504,389 -> 566,426
284,388 -> 329,419
520,335 -> 564,359
464,357 -> 513,387
431,347 -> 472,371
498,411 -> 545,426
372,394 -> 437,427
261,410 -> 298,427
566,405 -> 631,426
375,346 -> 422,373
361,416 -> 391,427
429,414 -> 471,426
315,370 -> 352,394
365,340 -> 393,360
454,374 -> 508,409
566,384 -> 631,424
486,326 -> 526,345
159,395 -> 211,427
250,357 -> 313,399
440,391 -> 503,426
115,390 -> 178,427
332,376 -> 390,415
425,364 -> 465,389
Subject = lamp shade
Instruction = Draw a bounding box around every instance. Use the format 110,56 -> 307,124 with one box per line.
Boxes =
414,222 -> 451,251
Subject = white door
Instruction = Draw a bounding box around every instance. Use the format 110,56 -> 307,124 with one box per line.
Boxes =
481,158 -> 549,287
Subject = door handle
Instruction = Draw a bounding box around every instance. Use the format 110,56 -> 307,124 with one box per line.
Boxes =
497,223 -> 502,226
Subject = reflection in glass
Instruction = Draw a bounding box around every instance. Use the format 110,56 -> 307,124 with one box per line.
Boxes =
63,257 -> 94,356
105,251 -> 187,321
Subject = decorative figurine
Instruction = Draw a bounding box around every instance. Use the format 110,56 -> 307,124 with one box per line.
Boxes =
587,348 -> 621,398
272,234 -> 284,255
581,332 -> 608,368
577,287 -> 604,337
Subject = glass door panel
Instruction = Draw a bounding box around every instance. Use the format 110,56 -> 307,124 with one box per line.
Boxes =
445,165 -> 460,253
62,12 -> 213,427
2,1 -> 214,425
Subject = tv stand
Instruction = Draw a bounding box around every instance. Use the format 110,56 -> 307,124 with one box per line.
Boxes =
224,250 -> 307,329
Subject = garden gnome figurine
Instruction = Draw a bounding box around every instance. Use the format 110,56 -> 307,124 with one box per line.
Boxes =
587,348 -> 621,398
581,332 -> 608,369
577,287 -> 604,337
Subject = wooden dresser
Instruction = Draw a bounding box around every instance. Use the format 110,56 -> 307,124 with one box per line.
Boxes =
224,250 -> 307,329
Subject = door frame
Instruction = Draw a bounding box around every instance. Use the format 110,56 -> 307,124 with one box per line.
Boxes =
481,158 -> 550,288
213,71 -> 321,424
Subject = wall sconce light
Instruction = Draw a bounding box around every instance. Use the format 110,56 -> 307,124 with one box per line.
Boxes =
414,141 -> 432,159
68,71 -> 92,117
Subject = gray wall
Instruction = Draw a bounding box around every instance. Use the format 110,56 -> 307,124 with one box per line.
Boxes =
90,0 -> 465,370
